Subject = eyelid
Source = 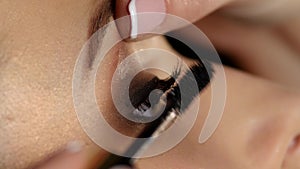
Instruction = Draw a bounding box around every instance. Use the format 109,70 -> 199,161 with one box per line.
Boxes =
93,19 -> 212,136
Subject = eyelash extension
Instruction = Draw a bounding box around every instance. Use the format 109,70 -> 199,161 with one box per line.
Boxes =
99,59 -> 213,169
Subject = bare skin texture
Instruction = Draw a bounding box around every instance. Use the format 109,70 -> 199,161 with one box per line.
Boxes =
1,0 -> 300,169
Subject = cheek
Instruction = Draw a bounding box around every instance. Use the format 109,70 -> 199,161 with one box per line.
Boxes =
0,17 -> 92,169
95,43 -> 146,137
0,57 -> 94,169
1,1 -> 109,168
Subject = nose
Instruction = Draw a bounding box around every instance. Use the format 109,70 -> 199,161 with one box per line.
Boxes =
283,135 -> 300,169
280,93 -> 300,169
247,90 -> 300,169
203,69 -> 300,169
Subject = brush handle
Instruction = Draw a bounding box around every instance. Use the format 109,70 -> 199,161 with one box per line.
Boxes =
97,111 -> 177,169
97,154 -> 133,169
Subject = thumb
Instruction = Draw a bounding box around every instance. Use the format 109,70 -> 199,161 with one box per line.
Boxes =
114,0 -> 300,39
32,142 -> 102,169
114,0 -> 232,39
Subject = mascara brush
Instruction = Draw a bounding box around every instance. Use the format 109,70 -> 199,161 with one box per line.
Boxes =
98,61 -> 213,169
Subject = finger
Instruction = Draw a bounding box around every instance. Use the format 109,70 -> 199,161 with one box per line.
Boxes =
114,0 -> 232,39
165,0 -> 231,23
196,14 -> 300,90
33,142 -> 102,169
114,0 -> 300,39
34,151 -> 85,169
223,0 -> 300,23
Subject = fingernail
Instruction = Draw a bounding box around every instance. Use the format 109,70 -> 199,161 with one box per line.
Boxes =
115,0 -> 166,39
109,165 -> 133,169
129,0 -> 166,39
65,140 -> 84,153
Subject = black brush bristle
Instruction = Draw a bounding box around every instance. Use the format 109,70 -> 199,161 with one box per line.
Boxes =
171,60 -> 214,113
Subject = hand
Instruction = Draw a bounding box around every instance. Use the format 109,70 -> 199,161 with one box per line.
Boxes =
194,8 -> 300,91
115,0 -> 300,36
165,0 -> 300,24
130,0 -> 300,89
168,0 -> 300,90
31,142 -> 121,169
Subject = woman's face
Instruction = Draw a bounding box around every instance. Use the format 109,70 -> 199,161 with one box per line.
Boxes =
1,0 -> 300,169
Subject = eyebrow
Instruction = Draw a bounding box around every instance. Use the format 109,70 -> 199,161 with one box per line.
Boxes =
87,0 -> 114,68
88,0 -> 114,37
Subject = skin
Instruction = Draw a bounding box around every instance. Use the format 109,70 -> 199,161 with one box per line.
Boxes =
0,0 -> 97,168
1,0 -> 300,169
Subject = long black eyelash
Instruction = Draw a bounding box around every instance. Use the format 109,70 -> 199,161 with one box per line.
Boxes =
171,61 -> 182,80
133,59 -> 214,120
130,34 -> 215,121
133,74 -> 177,118
129,63 -> 182,111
